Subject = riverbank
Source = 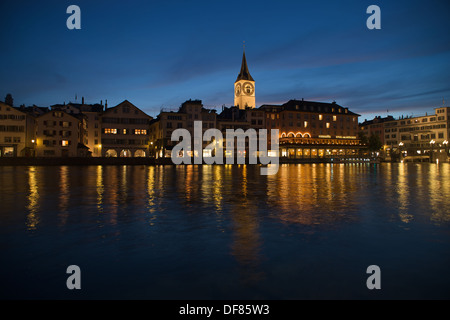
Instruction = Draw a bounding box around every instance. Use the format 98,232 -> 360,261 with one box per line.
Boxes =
0,156 -> 381,166
0,157 -> 159,166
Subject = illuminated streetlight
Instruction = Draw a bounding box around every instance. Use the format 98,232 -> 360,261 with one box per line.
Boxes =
430,140 -> 436,162
398,142 -> 404,160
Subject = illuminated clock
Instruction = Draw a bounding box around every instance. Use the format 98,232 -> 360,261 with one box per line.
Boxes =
243,82 -> 254,95
235,83 -> 241,96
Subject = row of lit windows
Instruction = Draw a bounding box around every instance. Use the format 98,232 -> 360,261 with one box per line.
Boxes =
268,113 -> 356,122
104,128 -> 147,135
270,120 -> 357,130
281,148 -> 358,158
43,140 -> 71,146
398,133 -> 445,141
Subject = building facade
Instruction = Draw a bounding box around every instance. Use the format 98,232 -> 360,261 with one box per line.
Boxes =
0,102 -> 35,157
359,115 -> 395,145
261,100 -> 363,159
50,99 -> 105,157
101,100 -> 153,157
381,106 -> 449,161
150,99 -> 218,158
35,110 -> 86,157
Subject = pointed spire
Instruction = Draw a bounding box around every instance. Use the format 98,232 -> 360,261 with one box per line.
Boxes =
236,47 -> 254,82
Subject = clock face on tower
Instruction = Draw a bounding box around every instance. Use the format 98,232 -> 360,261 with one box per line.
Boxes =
235,83 -> 241,96
243,82 -> 254,95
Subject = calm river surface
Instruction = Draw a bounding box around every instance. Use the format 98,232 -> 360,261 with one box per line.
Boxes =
1,163 -> 449,299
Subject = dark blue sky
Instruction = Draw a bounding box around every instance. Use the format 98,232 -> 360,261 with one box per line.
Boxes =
1,0 -> 449,121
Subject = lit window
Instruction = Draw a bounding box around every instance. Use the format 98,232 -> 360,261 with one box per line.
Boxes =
304,121 -> 308,128
105,128 -> 117,134
333,115 -> 337,121
326,123 -> 330,128
134,129 -> 147,135
319,114 -> 323,121
62,140 -> 69,146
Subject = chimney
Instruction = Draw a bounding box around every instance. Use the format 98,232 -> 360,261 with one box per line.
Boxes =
82,97 -> 84,105
105,99 -> 108,109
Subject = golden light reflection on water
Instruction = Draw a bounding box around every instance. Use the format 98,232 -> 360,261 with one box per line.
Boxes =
15,163 -> 450,236
267,164 -> 363,226
396,163 -> 413,223
58,166 -> 70,226
229,183 -> 262,285
104,166 -> 118,224
96,166 -> 104,212
26,166 -> 40,231
146,166 -> 155,212
7,163 -> 449,293
200,165 -> 213,204
381,163 -> 450,225
428,164 -> 450,223
212,166 -> 224,213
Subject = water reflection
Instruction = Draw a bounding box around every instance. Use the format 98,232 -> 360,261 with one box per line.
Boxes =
96,166 -> 104,213
58,166 -> 70,226
230,199 -> 263,285
16,164 -> 450,230
396,163 -> 413,223
146,166 -> 157,223
379,163 -> 450,225
5,163 -> 449,289
26,166 -> 40,231
267,164 -> 363,226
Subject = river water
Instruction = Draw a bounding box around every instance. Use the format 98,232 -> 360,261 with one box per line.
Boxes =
1,163 -> 449,299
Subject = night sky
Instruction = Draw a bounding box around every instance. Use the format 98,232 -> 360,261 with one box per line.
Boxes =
1,0 -> 449,121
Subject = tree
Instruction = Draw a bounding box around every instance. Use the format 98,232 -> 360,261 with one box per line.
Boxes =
358,131 -> 369,145
368,133 -> 383,152
4,93 -> 13,106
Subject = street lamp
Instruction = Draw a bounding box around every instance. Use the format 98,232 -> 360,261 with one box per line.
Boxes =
443,140 -> 448,156
430,140 -> 435,162
398,142 -> 404,160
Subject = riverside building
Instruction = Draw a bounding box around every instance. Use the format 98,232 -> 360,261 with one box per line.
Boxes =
149,99 -> 217,158
101,100 -> 153,157
381,106 -> 449,161
34,109 -> 88,157
0,102 -> 35,157
260,100 -> 363,160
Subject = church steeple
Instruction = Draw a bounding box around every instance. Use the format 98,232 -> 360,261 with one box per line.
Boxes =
236,50 -> 254,82
234,48 -> 255,109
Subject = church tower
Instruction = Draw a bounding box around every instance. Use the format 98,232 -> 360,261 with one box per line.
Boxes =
234,49 -> 255,109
